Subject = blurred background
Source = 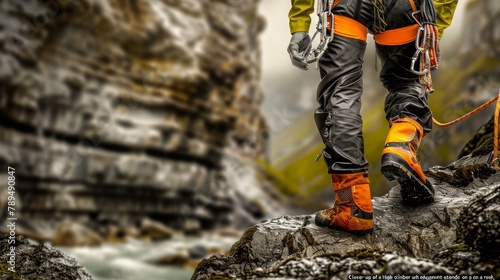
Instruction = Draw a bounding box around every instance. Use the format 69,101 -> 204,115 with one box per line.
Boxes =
0,0 -> 498,279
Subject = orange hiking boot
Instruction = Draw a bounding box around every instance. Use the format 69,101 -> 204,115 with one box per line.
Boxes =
315,172 -> 374,235
381,117 -> 435,205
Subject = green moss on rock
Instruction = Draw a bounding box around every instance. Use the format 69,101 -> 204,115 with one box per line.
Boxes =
0,262 -> 22,280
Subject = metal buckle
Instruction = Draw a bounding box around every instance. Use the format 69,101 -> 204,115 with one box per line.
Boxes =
305,13 -> 334,68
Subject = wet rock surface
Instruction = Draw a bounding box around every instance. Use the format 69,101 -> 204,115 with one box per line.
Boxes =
0,234 -> 93,280
193,151 -> 500,279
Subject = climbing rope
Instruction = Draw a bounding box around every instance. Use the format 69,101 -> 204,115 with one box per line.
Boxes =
432,90 -> 500,169
493,91 -> 500,168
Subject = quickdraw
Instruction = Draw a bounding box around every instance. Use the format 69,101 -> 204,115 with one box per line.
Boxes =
410,0 -> 440,93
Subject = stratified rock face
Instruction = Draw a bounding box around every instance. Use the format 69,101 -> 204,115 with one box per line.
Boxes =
0,234 -> 93,280
193,151 -> 500,279
0,0 -> 269,234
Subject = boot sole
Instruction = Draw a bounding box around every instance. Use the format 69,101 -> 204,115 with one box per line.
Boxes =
328,226 -> 373,236
315,213 -> 373,236
381,156 -> 435,205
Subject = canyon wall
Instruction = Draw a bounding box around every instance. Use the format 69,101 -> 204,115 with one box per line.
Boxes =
0,0 -> 275,237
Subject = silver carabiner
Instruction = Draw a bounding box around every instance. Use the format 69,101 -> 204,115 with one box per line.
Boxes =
411,11 -> 421,25
302,0 -> 335,68
410,25 -> 429,75
315,36 -> 332,68
410,48 -> 428,75
414,26 -> 425,49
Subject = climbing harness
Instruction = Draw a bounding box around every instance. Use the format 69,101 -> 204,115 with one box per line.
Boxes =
431,90 -> 500,169
373,24 -> 420,45
305,0 -> 440,81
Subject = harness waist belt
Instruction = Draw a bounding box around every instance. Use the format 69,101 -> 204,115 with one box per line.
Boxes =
327,14 -> 368,42
374,24 -> 420,46
327,15 -> 420,45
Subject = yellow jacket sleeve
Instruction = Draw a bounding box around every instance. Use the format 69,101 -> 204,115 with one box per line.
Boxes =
433,0 -> 459,39
289,0 -> 315,34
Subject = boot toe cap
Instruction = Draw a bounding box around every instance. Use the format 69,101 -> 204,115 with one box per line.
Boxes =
314,211 -> 332,227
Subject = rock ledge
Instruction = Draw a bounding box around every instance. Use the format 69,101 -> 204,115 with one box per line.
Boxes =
193,152 -> 500,279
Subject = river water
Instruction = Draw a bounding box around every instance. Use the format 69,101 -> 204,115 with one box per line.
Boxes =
58,234 -> 238,280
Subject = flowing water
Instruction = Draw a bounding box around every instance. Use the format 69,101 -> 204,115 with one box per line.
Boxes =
58,234 -> 238,280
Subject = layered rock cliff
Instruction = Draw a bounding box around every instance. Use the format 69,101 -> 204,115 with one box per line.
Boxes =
193,125 -> 500,279
0,0 -> 277,239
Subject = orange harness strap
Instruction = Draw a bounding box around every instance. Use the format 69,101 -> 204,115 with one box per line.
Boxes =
373,24 -> 420,46
374,0 -> 419,46
333,0 -> 342,8
328,17 -> 420,45
326,0 -> 419,45
327,15 -> 368,42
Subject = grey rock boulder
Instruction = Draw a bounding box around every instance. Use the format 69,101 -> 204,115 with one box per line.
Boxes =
140,218 -> 177,241
0,234 -> 93,280
457,185 -> 499,258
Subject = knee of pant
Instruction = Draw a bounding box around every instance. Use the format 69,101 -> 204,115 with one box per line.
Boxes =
330,109 -> 363,126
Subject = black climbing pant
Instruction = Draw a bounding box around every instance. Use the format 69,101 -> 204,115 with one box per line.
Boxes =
314,0 -> 433,174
